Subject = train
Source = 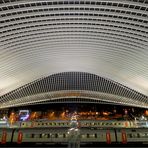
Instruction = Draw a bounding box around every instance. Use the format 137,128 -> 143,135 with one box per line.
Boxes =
20,120 -> 137,128
0,127 -> 148,145
20,119 -> 148,128
1,119 -> 147,130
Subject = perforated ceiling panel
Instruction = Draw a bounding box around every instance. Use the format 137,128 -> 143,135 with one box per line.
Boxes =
0,0 -> 148,108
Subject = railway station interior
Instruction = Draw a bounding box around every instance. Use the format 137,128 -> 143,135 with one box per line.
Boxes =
0,0 -> 148,147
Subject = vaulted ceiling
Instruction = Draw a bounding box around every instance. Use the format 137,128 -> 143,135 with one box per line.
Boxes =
0,0 -> 148,109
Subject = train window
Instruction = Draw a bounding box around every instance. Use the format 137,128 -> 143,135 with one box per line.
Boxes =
90,134 -> 97,138
40,134 -> 49,138
114,123 -> 117,125
127,134 -> 133,138
127,133 -> 140,138
55,134 -> 58,138
132,134 -> 138,138
137,133 -> 140,138
139,133 -> 148,138
31,134 -> 34,138
63,134 -> 66,138
129,134 -> 133,138
87,134 -> 89,138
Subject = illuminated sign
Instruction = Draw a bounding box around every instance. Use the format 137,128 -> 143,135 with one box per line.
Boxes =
19,110 -> 30,121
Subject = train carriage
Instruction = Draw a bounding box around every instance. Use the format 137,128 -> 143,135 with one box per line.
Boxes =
80,129 -> 116,144
12,128 -> 69,144
116,128 -> 148,144
19,120 -> 137,128
125,128 -> 148,143
80,120 -> 133,128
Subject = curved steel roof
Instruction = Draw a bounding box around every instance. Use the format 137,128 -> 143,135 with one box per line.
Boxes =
0,0 -> 148,108
0,72 -> 147,108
